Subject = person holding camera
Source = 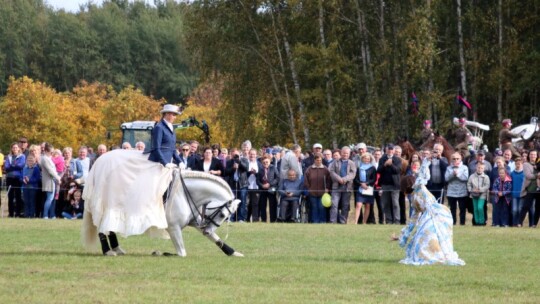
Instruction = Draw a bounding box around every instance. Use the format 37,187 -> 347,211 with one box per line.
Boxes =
426,143 -> 448,204
225,148 -> 249,222
256,155 -> 280,223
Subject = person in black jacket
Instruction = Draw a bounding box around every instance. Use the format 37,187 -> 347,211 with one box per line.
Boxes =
224,148 -> 249,222
193,147 -> 223,176
256,155 -> 280,222
377,144 -> 402,224
426,143 -> 449,204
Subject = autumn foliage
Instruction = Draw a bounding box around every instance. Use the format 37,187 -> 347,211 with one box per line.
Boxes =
0,76 -> 230,152
0,77 -> 164,150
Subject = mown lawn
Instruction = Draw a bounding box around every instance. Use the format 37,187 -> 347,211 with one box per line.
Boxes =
0,218 -> 538,303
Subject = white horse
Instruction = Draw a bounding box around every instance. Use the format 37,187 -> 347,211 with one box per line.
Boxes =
81,150 -> 243,257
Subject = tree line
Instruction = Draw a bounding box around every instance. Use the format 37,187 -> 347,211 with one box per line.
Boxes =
0,0 -> 538,150
183,0 -> 539,149
0,0 -> 196,103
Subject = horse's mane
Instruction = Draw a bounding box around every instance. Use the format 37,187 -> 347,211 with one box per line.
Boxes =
398,141 -> 416,161
180,170 -> 233,196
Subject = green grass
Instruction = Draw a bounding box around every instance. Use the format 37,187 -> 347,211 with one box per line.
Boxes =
0,219 -> 539,303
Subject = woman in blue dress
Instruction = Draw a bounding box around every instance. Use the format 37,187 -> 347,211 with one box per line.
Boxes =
392,159 -> 465,266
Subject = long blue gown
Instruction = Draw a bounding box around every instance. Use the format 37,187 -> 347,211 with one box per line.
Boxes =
398,162 -> 465,266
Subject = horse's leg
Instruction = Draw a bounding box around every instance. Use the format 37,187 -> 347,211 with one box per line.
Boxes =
166,224 -> 187,257
197,226 -> 244,257
108,232 -> 126,255
99,233 -> 115,256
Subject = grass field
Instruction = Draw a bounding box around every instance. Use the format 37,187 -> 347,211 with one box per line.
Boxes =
0,216 -> 539,304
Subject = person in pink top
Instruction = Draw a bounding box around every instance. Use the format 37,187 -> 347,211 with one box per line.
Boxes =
51,149 -> 65,174
51,149 -> 65,201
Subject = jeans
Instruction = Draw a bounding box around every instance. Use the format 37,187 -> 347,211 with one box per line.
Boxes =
231,187 -> 247,222
23,186 -> 38,218
511,197 -> 524,226
62,212 -> 83,219
43,184 -> 56,218
493,198 -> 510,226
308,195 -> 326,223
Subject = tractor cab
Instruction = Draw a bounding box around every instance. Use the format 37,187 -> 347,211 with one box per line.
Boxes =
120,117 -> 209,153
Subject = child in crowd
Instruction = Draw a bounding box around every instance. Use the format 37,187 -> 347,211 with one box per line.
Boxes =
62,189 -> 84,219
467,162 -> 490,226
21,155 -> 41,218
51,149 -> 65,200
491,168 -> 512,227
510,158 -> 525,227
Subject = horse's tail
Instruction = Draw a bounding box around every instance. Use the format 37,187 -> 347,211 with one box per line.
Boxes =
81,208 -> 98,251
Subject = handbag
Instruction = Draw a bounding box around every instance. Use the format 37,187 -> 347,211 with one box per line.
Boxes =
361,186 -> 374,196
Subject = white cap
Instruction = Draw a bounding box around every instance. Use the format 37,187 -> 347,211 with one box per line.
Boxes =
356,142 -> 367,150
160,104 -> 182,115
313,143 -> 323,149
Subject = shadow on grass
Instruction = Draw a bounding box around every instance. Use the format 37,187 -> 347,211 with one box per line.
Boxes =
0,250 -> 181,258
307,256 -> 398,264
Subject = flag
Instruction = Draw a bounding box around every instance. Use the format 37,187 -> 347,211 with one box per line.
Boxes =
456,95 -> 472,110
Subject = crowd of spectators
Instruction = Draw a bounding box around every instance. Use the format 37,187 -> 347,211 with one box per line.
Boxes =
1,133 -> 539,228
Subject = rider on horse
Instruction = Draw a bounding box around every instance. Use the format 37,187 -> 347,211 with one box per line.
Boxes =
148,104 -> 182,167
499,119 -> 523,158
452,118 -> 472,159
421,120 -> 434,145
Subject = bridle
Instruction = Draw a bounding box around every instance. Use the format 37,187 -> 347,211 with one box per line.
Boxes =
171,169 -> 234,229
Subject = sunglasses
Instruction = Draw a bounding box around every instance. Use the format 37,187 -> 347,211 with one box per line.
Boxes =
182,149 -> 189,151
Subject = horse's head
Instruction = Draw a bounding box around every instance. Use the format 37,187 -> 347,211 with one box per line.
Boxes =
202,199 -> 240,233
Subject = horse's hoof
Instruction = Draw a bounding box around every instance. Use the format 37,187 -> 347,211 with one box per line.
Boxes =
104,250 -> 117,256
113,246 -> 126,255
232,251 -> 244,257
151,250 -> 162,256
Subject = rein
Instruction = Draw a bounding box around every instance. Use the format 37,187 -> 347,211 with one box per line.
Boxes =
175,170 -> 232,229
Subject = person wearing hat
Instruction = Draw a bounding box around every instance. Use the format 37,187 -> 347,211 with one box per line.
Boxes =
452,118 -> 469,148
499,119 -> 523,158
148,104 -> 182,167
468,150 -> 493,178
303,143 -> 323,170
420,120 -> 433,146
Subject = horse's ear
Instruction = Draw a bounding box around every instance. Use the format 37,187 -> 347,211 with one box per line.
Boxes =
434,130 -> 440,136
